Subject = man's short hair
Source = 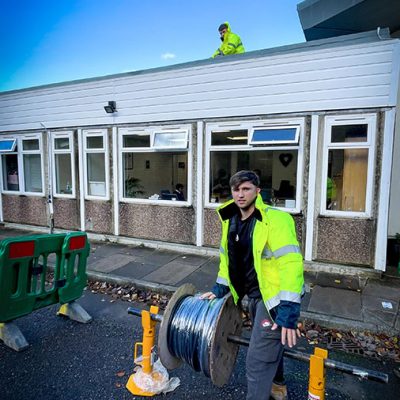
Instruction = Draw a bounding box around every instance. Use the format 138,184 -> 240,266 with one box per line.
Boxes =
229,170 -> 260,189
218,23 -> 228,32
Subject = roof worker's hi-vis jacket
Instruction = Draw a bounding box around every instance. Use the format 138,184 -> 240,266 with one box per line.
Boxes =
216,194 -> 304,329
212,21 -> 245,58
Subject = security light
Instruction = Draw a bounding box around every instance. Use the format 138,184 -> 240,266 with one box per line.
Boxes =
104,101 -> 117,114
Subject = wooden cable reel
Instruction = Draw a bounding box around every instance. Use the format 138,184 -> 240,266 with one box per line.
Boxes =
158,283 -> 242,387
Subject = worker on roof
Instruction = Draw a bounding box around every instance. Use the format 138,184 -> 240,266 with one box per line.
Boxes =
212,22 -> 245,58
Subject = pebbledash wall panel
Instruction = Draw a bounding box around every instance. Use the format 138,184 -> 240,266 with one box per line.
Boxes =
1,195 -> 47,226
0,32 -> 399,133
119,203 -> 195,244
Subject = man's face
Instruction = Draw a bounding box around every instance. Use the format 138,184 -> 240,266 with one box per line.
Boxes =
231,181 -> 260,210
219,28 -> 227,39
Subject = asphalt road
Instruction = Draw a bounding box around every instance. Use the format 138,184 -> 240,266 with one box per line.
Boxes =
0,290 -> 398,399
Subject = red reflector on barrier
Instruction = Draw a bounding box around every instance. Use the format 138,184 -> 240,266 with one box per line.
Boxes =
69,236 -> 86,250
9,241 -> 35,258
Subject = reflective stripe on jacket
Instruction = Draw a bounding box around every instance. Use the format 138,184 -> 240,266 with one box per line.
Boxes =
216,194 -> 304,312
212,21 -> 245,58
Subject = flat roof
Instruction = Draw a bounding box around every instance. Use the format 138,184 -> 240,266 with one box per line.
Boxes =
0,29 -> 392,96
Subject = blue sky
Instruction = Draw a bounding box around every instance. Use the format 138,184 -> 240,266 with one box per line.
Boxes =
0,1 -> 305,92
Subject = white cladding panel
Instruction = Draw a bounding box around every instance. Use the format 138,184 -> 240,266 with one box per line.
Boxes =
0,40 -> 399,132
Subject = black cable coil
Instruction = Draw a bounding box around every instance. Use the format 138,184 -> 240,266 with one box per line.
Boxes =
167,295 -> 224,377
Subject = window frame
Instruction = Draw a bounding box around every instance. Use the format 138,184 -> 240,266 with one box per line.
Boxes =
205,118 -> 305,213
82,129 -> 109,200
0,134 -> 44,196
118,125 -> 192,205
51,131 -> 76,199
320,114 -> 377,218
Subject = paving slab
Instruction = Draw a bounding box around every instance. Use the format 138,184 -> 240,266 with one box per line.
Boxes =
89,253 -> 135,273
172,253 -> 210,267
363,279 -> 400,301
395,314 -> 400,331
118,245 -> 156,258
111,260 -> 161,280
142,260 -> 201,285
90,243 -> 130,258
176,258 -> 219,291
315,271 -> 361,291
139,250 -> 180,267
362,308 -> 397,328
362,294 -> 399,315
307,286 -> 363,321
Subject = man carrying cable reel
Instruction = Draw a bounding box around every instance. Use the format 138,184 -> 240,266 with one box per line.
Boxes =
201,170 -> 304,400
126,170 -> 304,399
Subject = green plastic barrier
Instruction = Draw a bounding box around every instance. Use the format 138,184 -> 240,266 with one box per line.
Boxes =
0,232 -> 90,323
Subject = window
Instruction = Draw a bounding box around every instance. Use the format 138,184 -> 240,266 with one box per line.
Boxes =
83,129 -> 109,199
119,127 -> 190,203
206,119 -> 304,211
22,138 -> 43,193
322,115 -> 376,216
52,132 -> 75,197
1,135 -> 43,194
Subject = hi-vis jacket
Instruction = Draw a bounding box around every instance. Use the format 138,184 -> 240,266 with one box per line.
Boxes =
212,21 -> 245,58
216,195 -> 304,314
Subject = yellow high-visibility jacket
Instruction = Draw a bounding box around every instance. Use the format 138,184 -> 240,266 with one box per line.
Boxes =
216,195 -> 304,314
212,21 -> 245,58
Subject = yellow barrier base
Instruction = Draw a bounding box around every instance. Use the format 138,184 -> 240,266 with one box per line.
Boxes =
126,372 -> 157,397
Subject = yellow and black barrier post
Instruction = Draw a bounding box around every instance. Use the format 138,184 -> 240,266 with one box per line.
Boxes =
308,347 -> 328,400
126,305 -> 163,396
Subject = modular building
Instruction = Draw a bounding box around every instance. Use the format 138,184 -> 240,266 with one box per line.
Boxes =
0,29 -> 399,273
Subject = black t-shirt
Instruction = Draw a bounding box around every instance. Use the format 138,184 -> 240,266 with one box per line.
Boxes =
228,211 -> 261,300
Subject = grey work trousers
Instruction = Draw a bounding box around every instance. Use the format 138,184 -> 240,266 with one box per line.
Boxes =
246,298 -> 284,400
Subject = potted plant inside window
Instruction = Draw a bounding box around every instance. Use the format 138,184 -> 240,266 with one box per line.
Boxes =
125,177 -> 145,198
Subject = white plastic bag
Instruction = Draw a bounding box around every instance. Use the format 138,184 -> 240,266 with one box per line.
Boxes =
132,358 -> 180,394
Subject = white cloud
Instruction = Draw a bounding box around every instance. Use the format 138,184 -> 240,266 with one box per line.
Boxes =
161,52 -> 176,60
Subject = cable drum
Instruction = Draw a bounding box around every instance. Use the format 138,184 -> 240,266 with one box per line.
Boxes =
158,283 -> 242,387
167,295 -> 224,376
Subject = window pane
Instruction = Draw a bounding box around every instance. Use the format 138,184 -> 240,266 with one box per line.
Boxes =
87,153 -> 106,196
153,132 -> 187,148
251,128 -> 297,143
209,150 -> 297,207
327,148 -> 368,212
331,124 -> 367,143
55,138 -> 70,150
2,154 -> 19,191
23,139 -> 39,151
211,130 -> 248,146
123,134 -> 150,148
86,136 -> 103,149
123,152 -> 187,200
55,154 -> 72,194
23,154 -> 42,192
0,139 -> 16,152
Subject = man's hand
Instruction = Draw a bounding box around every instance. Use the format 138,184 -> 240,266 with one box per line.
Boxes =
271,323 -> 301,347
199,292 -> 216,300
